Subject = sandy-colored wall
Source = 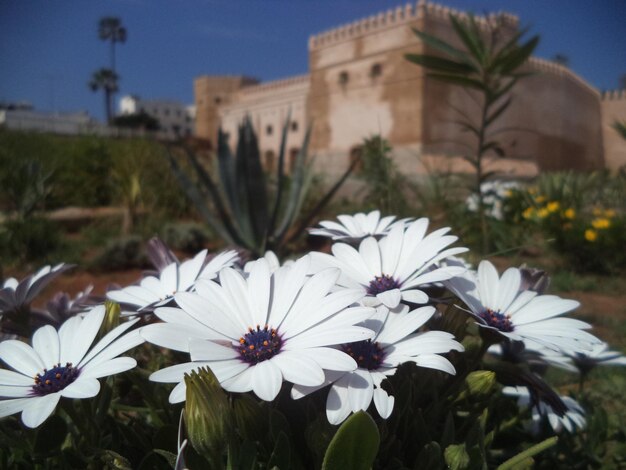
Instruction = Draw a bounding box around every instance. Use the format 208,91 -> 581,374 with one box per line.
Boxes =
195,0 -> 610,178
419,10 -> 603,173
219,76 -> 309,170
601,90 -> 626,171
194,76 -> 258,144
307,4 -> 427,173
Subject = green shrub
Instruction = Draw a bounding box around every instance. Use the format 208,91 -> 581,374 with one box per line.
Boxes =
0,217 -> 62,263
161,222 -> 211,253
90,235 -> 147,270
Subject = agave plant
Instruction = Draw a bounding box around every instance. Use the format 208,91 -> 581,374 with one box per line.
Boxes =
166,116 -> 358,256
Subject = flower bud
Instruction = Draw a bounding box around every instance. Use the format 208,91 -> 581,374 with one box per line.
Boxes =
465,370 -> 496,396
96,301 -> 122,341
184,367 -> 232,462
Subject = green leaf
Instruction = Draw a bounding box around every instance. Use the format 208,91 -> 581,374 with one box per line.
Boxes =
410,27 -> 473,63
414,441 -> 444,469
163,147 -> 234,245
217,127 -> 240,220
485,96 -> 512,127
444,443 -> 470,470
441,412 -> 456,448
426,72 -> 485,90
153,449 -> 177,468
498,36 -> 540,75
267,110 -> 292,238
34,415 -> 67,454
496,436 -> 558,470
321,411 -> 380,470
235,118 -> 269,253
267,431 -> 291,470
275,124 -> 313,244
405,54 -> 476,74
287,150 -> 359,245
449,14 -> 485,65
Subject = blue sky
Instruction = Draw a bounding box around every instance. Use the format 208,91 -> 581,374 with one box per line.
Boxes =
1,0 -> 624,122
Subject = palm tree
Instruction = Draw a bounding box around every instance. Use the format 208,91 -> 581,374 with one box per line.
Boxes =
98,17 -> 127,73
89,68 -> 119,124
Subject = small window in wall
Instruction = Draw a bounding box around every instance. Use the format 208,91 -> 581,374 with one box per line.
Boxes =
349,146 -> 364,174
214,96 -> 222,105
338,71 -> 349,86
370,63 -> 382,79
291,121 -> 298,132
265,150 -> 276,173
266,125 -> 273,136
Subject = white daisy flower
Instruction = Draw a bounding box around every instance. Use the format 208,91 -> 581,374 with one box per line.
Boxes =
107,249 -> 239,310
311,219 -> 468,309
292,305 -> 464,425
243,250 -> 288,273
566,342 -> 626,374
488,343 -> 578,373
308,210 -> 408,241
0,264 -> 72,315
0,306 -> 144,428
447,260 -> 601,352
141,255 -> 375,403
503,386 -> 586,434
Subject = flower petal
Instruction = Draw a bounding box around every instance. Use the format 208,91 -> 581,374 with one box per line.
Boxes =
60,378 -> 100,398
373,387 -> 394,419
251,360 -> 282,401
270,351 -> 325,387
0,340 -> 44,377
32,325 -> 60,368
0,385 -> 32,398
21,393 -> 60,428
0,397 -> 31,418
79,357 -> 137,379
377,289 -> 401,309
0,368 -> 34,386
348,369 -> 374,412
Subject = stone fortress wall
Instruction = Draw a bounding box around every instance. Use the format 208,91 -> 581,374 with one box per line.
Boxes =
194,0 -> 626,177
601,90 -> 626,171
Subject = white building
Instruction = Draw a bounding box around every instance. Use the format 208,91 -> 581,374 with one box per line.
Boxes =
0,108 -> 98,135
119,95 -> 194,139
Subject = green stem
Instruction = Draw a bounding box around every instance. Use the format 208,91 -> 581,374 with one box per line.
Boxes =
496,436 -> 558,470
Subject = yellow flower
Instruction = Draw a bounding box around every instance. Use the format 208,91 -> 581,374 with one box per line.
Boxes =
563,208 -> 575,219
504,190 -> 513,198
528,187 -> 537,195
537,208 -> 549,219
604,209 -> 616,218
546,201 -> 560,213
535,195 -> 546,204
584,229 -> 598,242
591,218 -> 611,229
522,207 -> 535,219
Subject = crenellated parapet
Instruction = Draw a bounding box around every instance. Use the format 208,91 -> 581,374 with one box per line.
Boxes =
239,74 -> 310,96
308,0 -> 519,50
601,89 -> 626,101
526,57 -> 599,97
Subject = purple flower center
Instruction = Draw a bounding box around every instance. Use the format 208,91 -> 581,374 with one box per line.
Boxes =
32,363 -> 79,396
236,325 -> 282,365
341,340 -> 386,370
367,275 -> 400,296
479,309 -> 514,332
